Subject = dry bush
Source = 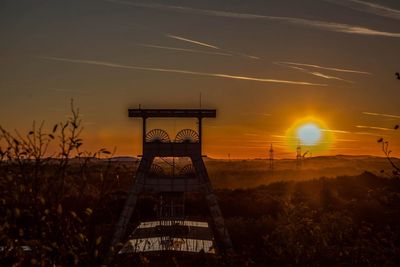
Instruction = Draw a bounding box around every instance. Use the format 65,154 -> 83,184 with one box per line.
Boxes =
0,101 -> 121,266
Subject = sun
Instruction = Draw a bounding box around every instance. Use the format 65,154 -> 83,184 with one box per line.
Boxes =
297,123 -> 321,146
285,117 -> 333,153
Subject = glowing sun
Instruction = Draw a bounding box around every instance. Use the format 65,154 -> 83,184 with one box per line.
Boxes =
285,117 -> 333,153
297,123 -> 321,146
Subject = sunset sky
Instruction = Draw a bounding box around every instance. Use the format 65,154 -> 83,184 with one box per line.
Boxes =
1,0 -> 400,158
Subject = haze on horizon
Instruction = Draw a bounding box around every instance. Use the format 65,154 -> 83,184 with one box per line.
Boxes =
1,0 -> 399,159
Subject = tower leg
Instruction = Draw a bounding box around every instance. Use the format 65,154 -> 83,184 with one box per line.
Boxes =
110,156 -> 154,247
191,156 -> 233,251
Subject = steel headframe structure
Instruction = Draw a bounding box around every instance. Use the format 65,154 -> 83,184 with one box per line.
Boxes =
110,108 -> 233,254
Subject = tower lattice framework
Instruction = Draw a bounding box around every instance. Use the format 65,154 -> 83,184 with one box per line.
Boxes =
111,108 -> 233,253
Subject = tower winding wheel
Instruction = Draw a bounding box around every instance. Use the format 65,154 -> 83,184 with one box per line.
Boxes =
175,129 -> 199,143
146,129 -> 170,143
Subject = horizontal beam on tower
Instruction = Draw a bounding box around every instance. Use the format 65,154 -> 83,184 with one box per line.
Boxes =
142,143 -> 201,157
128,109 -> 216,118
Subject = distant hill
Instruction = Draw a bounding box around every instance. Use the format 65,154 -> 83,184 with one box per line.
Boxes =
203,155 -> 400,189
101,155 -> 399,189
100,156 -> 139,162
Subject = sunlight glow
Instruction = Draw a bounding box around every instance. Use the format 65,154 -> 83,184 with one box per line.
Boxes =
285,116 -> 334,153
297,123 -> 321,146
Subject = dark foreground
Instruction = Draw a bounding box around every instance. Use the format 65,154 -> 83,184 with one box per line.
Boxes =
1,159 -> 400,266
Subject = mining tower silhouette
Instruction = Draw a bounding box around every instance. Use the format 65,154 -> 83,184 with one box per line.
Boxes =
111,108 -> 232,261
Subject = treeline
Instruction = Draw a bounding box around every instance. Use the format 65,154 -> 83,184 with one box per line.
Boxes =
219,172 -> 400,266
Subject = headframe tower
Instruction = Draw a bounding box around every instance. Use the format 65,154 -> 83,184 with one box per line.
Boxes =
111,108 -> 232,257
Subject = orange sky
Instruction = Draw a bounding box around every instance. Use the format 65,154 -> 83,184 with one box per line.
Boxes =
1,0 -> 400,159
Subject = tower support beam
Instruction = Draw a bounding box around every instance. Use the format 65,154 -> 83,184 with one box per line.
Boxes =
111,156 -> 154,247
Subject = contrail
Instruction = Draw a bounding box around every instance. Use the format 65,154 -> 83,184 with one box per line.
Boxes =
277,61 -> 371,75
356,125 -> 394,131
135,43 -> 233,56
362,112 -> 400,119
276,63 -> 353,83
321,128 -> 387,137
165,34 -> 220,49
321,129 -> 352,134
105,0 -> 400,38
324,0 -> 400,20
354,131 -> 387,137
165,34 -> 259,59
308,71 -> 353,82
230,52 -> 260,60
335,138 -> 359,142
39,56 -> 326,86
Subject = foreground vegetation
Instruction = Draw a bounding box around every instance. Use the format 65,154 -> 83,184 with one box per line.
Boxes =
222,172 -> 400,266
1,161 -> 400,266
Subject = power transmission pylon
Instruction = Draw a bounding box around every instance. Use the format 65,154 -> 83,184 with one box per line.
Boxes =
269,144 -> 274,170
296,144 -> 302,168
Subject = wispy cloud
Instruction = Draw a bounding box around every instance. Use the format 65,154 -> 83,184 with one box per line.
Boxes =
322,128 -> 385,137
277,61 -> 371,75
354,131 -> 387,137
356,125 -> 394,131
39,56 -> 326,86
270,135 -> 286,138
241,112 -> 272,117
325,0 -> 400,20
276,63 -> 353,83
165,34 -> 219,49
362,111 -> 400,119
105,0 -> 400,38
228,51 -> 260,60
308,71 -> 352,82
165,34 -> 259,59
321,129 -> 352,134
135,43 -> 233,56
335,138 -> 359,142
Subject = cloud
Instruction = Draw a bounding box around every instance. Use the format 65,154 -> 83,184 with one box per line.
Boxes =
321,128 -> 385,137
230,52 -> 260,60
39,56 -> 326,86
240,112 -> 272,116
321,129 -> 352,134
325,0 -> 400,20
165,34 -> 259,59
135,43 -> 233,56
354,131 -> 387,137
356,125 -> 394,131
277,61 -> 371,75
165,34 -> 220,49
105,0 -> 400,38
362,111 -> 400,119
276,63 -> 353,83
270,135 -> 286,138
308,71 -> 352,82
335,138 -> 359,142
